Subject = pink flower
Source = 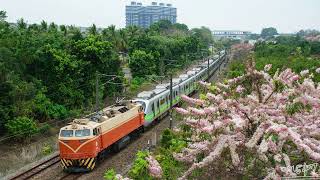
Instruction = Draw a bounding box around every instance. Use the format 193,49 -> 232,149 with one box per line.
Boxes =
115,174 -> 132,180
203,107 -> 217,114
162,65 -> 320,179
201,125 -> 214,133
235,85 -> 245,93
146,155 -> 162,178
300,69 -> 309,77
181,95 -> 204,106
175,107 -> 189,115
189,107 -> 206,116
199,81 -> 211,88
264,64 -> 272,71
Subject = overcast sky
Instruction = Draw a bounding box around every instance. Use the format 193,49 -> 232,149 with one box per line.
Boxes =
1,0 -> 319,33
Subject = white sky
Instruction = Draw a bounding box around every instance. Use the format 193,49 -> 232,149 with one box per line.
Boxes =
1,0 -> 319,33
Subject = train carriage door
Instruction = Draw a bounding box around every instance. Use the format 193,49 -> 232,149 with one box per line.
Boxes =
152,102 -> 155,117
93,127 -> 102,151
157,100 -> 160,115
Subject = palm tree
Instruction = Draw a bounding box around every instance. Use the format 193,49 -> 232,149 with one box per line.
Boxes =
126,25 -> 143,40
118,29 -> 128,53
17,18 -> 27,30
59,25 -> 67,36
0,11 -> 7,21
40,20 -> 47,32
88,24 -> 97,35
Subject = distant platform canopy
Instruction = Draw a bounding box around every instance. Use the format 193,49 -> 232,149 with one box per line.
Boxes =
212,30 -> 252,39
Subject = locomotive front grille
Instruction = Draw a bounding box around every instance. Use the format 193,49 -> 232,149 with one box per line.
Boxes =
61,157 -> 96,171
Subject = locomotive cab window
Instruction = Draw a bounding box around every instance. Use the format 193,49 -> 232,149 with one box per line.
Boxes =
60,130 -> 73,137
75,129 -> 91,137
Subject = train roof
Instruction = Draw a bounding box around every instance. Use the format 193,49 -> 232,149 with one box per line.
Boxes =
60,102 -> 140,131
153,88 -> 166,94
193,68 -> 201,72
179,74 -> 189,80
187,70 -> 197,76
156,83 -> 170,89
137,91 -> 155,99
172,78 -> 182,84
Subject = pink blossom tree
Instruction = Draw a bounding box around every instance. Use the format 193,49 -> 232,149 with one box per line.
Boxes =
174,61 -> 320,179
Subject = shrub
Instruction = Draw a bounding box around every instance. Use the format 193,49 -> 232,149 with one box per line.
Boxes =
47,104 -> 68,120
39,123 -> 51,134
5,116 -> 39,139
104,169 -> 116,180
160,129 -> 174,148
33,92 -> 68,121
42,143 -> 53,155
129,77 -> 146,91
128,151 -> 152,180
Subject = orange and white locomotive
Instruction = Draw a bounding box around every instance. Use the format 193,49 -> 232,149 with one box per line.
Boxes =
58,102 -> 144,172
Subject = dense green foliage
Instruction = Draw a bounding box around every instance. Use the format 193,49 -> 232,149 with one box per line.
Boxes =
128,151 -> 153,180
104,169 -> 118,180
128,21 -> 213,77
228,36 -> 320,82
261,27 -> 278,39
0,11 -> 213,141
0,14 -> 122,138
5,117 -> 39,139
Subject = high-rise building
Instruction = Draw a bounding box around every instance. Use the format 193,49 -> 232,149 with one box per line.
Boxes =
126,2 -> 177,28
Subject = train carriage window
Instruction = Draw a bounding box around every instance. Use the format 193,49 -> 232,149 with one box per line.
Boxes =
75,129 -> 90,137
60,130 -> 73,137
160,98 -> 166,105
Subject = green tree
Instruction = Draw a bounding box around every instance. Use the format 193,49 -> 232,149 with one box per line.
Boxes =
40,20 -> 48,31
5,117 -> 39,139
261,27 -> 278,39
129,50 -> 156,77
0,10 -> 7,21
88,24 -> 98,35
17,18 -> 27,30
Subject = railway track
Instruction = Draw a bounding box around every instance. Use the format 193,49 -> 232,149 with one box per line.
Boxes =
10,155 -> 61,180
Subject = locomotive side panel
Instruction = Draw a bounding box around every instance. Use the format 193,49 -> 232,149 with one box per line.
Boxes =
100,113 -> 143,149
99,106 -> 144,150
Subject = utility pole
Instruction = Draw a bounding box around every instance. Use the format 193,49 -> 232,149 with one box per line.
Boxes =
160,58 -> 164,83
169,73 -> 173,129
207,57 -> 210,82
95,71 -> 99,112
211,44 -> 214,57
